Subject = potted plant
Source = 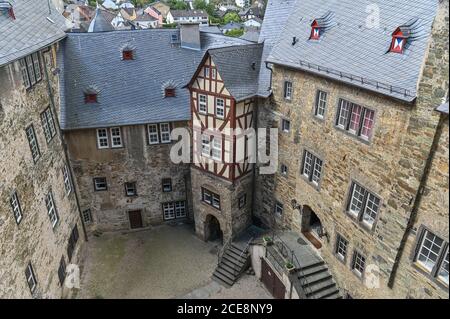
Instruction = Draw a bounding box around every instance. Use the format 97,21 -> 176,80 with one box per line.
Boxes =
263,236 -> 273,246
285,262 -> 296,273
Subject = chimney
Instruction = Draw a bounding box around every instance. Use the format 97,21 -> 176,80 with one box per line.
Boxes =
180,22 -> 201,51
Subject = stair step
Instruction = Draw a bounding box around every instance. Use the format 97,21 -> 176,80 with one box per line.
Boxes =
215,267 -> 237,281
221,259 -> 242,272
301,260 -> 325,270
223,252 -> 246,267
229,246 -> 248,257
305,279 -> 336,295
226,248 -> 248,261
313,286 -> 340,299
299,264 -> 328,278
218,263 -> 240,277
231,243 -> 247,251
323,292 -> 342,299
213,270 -> 235,287
212,274 -> 232,288
300,271 -> 332,287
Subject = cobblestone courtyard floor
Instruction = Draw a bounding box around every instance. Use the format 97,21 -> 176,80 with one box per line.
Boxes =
76,223 -> 272,299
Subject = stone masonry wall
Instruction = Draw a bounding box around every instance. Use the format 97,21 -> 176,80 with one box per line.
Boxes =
63,122 -> 192,233
0,45 -> 84,298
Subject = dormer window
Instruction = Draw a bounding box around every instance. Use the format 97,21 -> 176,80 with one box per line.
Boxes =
122,50 -> 134,60
84,93 -> 97,103
165,88 -> 175,97
390,27 -> 409,54
310,20 -> 321,40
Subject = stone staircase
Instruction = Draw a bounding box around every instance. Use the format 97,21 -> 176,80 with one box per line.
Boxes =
296,260 -> 342,299
212,243 -> 249,287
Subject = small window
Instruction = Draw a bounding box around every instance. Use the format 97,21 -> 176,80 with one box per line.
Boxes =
125,182 -> 137,196
310,26 -> 320,40
19,59 -> 31,89
281,119 -> 290,133
25,263 -> 37,295
275,201 -> 283,216
160,123 -> 171,143
351,251 -> 366,277
10,191 -> 23,225
122,50 -> 134,60
438,248 -> 449,286
239,194 -> 247,209
315,90 -> 327,118
26,125 -> 40,163
211,68 -> 216,79
211,137 -> 222,161
82,209 -> 92,223
347,182 -> 380,229
335,234 -> 348,261
201,135 -> 210,157
62,165 -> 72,195
40,107 -> 57,143
204,66 -> 210,78
32,52 -> 42,82
84,93 -> 97,103
162,178 -> 172,192
67,225 -> 79,262
26,55 -> 36,85
57,257 -> 66,286
45,191 -> 59,229
283,81 -> 293,100
215,98 -> 225,118
280,164 -> 288,175
301,150 -> 323,186
199,94 -> 207,114
165,88 -> 175,97
415,229 -> 445,274
96,128 -> 109,149
93,177 -> 107,191
148,124 -> 159,145
202,188 -> 220,210
110,127 -> 123,148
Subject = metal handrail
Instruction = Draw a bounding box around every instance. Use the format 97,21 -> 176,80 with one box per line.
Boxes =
232,237 -> 254,277
218,236 -> 233,265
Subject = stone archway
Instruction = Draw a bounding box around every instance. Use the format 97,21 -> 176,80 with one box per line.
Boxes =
301,205 -> 323,249
204,214 -> 223,244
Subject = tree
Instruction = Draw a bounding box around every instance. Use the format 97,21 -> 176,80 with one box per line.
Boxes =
166,0 -> 188,10
225,28 -> 244,37
223,12 -> 241,24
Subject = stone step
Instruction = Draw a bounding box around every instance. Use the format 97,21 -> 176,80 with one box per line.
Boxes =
228,246 -> 248,258
212,270 -> 234,287
300,271 -> 332,287
298,264 -> 328,278
305,279 -> 336,296
226,247 -> 248,261
301,260 -> 325,270
215,266 -> 237,282
223,252 -> 246,267
221,258 -> 242,272
323,292 -> 342,299
219,262 -> 240,277
312,285 -> 340,299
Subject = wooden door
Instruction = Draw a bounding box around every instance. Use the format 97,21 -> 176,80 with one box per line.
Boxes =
261,259 -> 285,299
128,210 -> 143,229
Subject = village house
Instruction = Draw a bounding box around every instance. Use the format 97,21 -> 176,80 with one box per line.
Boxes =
167,10 -> 209,26
0,0 -> 85,298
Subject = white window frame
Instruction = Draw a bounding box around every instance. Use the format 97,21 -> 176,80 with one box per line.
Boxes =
212,193 -> 221,209
416,230 -> 444,273
284,81 -> 292,100
160,123 -> 171,143
201,135 -> 210,157
315,90 -> 327,118
347,182 -> 380,230
10,191 -> 23,224
302,151 -> 323,186
215,98 -> 225,119
25,263 -> 37,294
125,182 -> 137,196
282,119 -> 290,132
41,107 -> 57,143
45,191 -> 59,229
26,55 -> 36,85
94,177 -> 107,191
26,125 -> 40,163
148,124 -> 159,145
62,165 -> 72,195
337,99 -> 375,140
204,66 -> 210,78
96,128 -> 109,149
202,189 -> 212,204
32,52 -> 42,82
438,247 -> 449,285
211,68 -> 216,79
211,137 -> 222,161
19,59 -> 31,89
163,202 -> 175,220
336,235 -> 348,261
110,127 -> 123,148
352,251 -> 366,277
175,201 -> 186,218
199,94 -> 207,114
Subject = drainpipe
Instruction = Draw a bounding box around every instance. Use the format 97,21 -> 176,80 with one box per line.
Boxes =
387,113 -> 446,288
42,45 -> 88,242
265,61 -> 273,94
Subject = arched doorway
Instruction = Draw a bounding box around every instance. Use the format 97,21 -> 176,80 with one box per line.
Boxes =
205,214 -> 223,244
301,205 -> 323,249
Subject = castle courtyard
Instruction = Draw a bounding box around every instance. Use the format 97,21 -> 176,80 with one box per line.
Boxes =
75,223 -> 271,299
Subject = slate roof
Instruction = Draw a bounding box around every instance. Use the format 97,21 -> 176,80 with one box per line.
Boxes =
240,30 -> 260,43
60,29 -> 251,130
207,44 -> 264,102
266,0 -> 438,102
436,101 -> 449,115
171,10 -> 208,18
0,0 -> 68,66
88,8 -> 115,32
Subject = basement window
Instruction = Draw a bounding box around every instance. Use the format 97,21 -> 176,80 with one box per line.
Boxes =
122,50 -> 134,60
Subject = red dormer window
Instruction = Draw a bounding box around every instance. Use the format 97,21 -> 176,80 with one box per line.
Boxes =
165,88 -> 175,97
122,50 -> 134,60
310,20 -> 321,40
390,28 -> 407,54
84,93 -> 97,103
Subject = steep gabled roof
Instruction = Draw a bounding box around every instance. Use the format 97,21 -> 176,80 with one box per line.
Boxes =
88,8 -> 115,32
267,0 -> 438,102
0,0 -> 68,66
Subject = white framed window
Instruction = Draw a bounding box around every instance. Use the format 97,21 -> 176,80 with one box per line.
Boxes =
336,235 -> 348,261
337,100 -> 351,128
96,128 -> 109,149
125,182 -> 137,196
160,123 -> 171,143
10,191 -> 23,224
148,124 -> 159,144
275,202 -> 283,216
40,107 -> 57,143
163,202 -> 175,220
202,188 -> 220,210
25,125 -> 40,163
19,53 -> 41,89
336,99 -> 375,140
351,251 -> 366,277
416,230 -> 444,273
82,209 -> 92,223
211,137 -> 222,161
25,263 -> 37,295
283,81 -> 292,100
315,90 -> 327,118
26,55 -> 36,85
201,135 -> 210,157
204,66 -> 210,78
19,59 -> 31,89
199,94 -> 207,114
32,52 -> 42,82
215,98 -> 225,118
110,127 -> 123,148
45,191 -> 59,229
361,109 -> 375,139
175,201 -> 186,218
93,177 -> 107,191
212,193 -> 221,209
302,150 -> 323,186
347,182 -> 380,230
281,119 -> 290,133
202,188 -> 212,204
438,248 -> 449,285
62,165 -> 72,195
211,68 -> 216,79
